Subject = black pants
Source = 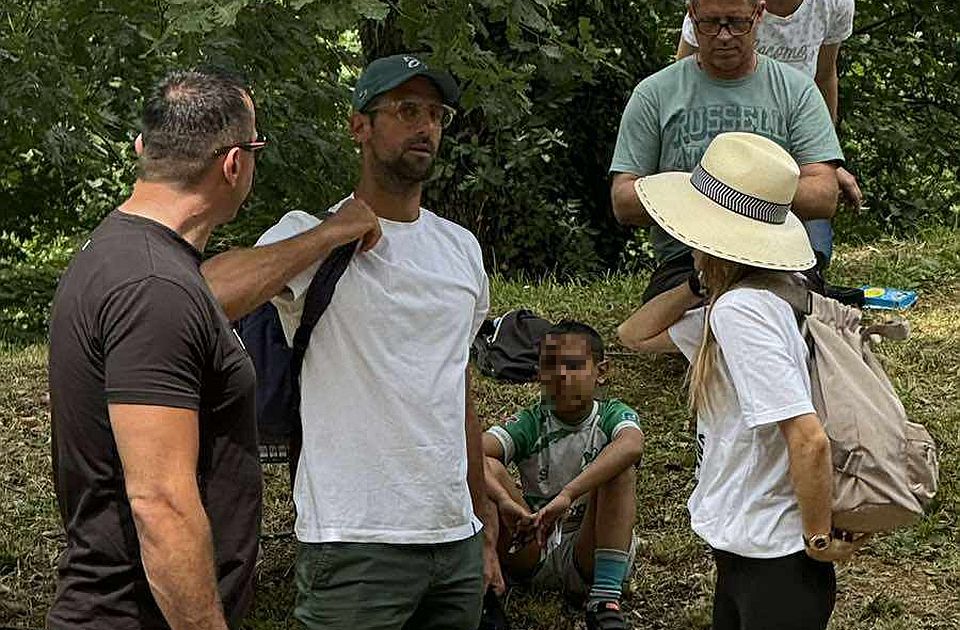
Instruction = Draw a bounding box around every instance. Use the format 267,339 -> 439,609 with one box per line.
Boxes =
642,252 -> 695,303
711,549 -> 836,630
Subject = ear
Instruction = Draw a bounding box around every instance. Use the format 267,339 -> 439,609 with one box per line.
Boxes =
596,359 -> 611,386
350,112 -> 372,144
220,148 -> 242,186
134,133 -> 143,156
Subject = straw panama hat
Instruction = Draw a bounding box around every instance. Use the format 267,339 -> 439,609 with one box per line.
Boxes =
635,132 -> 817,271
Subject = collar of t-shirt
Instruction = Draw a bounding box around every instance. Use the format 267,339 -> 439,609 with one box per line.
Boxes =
694,53 -> 766,87
110,209 -> 203,264
546,399 -> 600,432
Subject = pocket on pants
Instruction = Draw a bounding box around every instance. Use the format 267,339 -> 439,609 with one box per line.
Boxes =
297,543 -> 334,591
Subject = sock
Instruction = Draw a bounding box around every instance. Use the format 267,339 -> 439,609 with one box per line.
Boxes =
588,548 -> 630,606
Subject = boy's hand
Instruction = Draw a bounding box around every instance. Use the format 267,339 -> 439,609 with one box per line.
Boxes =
498,498 -> 534,536
533,491 -> 572,548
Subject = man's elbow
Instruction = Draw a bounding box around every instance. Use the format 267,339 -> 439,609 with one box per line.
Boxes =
128,481 -> 200,532
616,322 -> 640,351
611,177 -> 650,227
617,322 -> 658,354
611,194 -> 631,226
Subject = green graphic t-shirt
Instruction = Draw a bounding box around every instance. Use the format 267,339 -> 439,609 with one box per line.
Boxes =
487,398 -> 641,530
610,55 -> 843,263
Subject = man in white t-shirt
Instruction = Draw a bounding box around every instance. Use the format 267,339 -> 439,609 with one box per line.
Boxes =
677,0 -> 862,264
256,54 -> 495,629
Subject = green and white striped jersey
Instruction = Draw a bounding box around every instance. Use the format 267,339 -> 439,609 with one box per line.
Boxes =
487,398 -> 641,528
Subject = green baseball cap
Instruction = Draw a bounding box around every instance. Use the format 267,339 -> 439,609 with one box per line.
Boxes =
352,54 -> 460,112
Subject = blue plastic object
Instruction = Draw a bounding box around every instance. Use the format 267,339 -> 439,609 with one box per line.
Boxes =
859,286 -> 918,310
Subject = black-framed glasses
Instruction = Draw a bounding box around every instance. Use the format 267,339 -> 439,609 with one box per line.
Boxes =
692,8 -> 760,37
213,134 -> 269,157
366,100 -> 457,129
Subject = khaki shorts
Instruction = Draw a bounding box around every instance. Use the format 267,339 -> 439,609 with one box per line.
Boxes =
528,527 -> 640,598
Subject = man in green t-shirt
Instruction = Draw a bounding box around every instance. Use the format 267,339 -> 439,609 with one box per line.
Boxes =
482,321 -> 645,630
610,0 -> 843,302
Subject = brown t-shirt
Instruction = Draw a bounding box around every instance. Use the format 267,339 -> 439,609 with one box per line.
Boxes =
47,211 -> 261,630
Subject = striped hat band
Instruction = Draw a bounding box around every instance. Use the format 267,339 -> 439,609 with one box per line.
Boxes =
690,164 -> 791,225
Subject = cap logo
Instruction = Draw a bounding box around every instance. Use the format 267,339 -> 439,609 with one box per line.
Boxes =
402,55 -> 423,69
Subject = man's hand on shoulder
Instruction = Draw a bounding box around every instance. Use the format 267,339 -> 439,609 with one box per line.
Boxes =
324,198 -> 382,252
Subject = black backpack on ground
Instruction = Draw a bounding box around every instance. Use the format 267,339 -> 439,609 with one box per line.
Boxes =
234,241 -> 355,487
471,309 -> 552,383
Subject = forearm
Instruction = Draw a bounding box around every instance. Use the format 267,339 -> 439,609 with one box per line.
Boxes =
561,430 -> 644,503
792,171 -> 839,221
466,380 -> 497,543
817,73 -> 839,124
483,456 -> 515,505
611,176 -> 654,227
618,278 -> 699,351
133,497 -> 228,630
785,421 -> 833,537
201,224 -> 341,321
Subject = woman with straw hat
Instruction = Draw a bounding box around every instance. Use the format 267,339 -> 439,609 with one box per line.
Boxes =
617,132 -> 867,629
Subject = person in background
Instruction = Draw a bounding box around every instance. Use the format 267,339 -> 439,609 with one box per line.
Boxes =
677,0 -> 862,265
610,0 -> 843,303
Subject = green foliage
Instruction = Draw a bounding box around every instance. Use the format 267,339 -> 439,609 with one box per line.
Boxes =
838,1 -> 960,233
1,0 -> 959,328
0,232 -> 78,341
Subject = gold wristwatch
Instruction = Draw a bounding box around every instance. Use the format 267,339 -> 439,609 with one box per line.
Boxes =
804,532 -> 832,551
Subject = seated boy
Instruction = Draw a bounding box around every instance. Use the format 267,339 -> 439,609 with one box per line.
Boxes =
482,321 -> 644,630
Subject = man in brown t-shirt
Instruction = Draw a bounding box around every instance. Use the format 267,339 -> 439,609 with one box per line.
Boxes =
47,68 -> 380,630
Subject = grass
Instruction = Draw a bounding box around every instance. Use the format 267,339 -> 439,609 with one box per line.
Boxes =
1,227 -> 959,629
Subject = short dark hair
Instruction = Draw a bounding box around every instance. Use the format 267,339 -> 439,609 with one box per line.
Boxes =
138,67 -> 253,185
541,320 -> 605,363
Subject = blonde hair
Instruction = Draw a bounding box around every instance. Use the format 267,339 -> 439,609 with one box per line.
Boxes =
687,254 -> 755,413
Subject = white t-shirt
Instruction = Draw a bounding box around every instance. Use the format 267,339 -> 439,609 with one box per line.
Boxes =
682,0 -> 856,78
668,288 -> 816,558
257,198 -> 490,544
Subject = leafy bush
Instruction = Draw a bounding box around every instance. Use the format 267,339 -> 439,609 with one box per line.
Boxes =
1,0 -> 959,330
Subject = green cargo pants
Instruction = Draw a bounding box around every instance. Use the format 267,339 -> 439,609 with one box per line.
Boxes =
294,532 -> 483,630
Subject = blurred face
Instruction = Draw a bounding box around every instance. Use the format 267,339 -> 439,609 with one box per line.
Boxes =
539,334 -> 598,419
354,76 -> 445,184
691,0 -> 762,78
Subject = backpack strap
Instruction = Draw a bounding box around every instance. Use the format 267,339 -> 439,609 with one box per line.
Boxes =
289,240 -> 356,377
734,271 -> 813,319
283,238 -> 356,486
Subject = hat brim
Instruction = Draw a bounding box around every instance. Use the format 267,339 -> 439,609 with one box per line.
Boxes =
636,172 -> 816,271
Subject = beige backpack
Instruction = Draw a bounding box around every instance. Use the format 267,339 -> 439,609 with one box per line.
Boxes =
741,274 -> 939,533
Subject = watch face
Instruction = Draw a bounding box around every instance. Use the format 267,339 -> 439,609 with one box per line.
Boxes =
810,534 -> 831,550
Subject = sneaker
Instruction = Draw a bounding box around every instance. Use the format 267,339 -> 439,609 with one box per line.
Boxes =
585,600 -> 628,630
478,588 -> 509,630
